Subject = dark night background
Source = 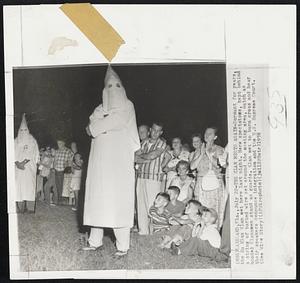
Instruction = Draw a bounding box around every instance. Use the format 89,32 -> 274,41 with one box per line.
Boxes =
13,63 -> 228,159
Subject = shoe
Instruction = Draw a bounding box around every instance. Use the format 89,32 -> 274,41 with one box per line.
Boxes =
81,242 -> 103,251
50,203 -> 56,207
131,226 -> 138,232
170,242 -> 180,255
71,207 -> 77,211
113,250 -> 128,257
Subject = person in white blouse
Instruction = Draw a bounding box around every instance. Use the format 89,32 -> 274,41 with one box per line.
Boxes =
163,137 -> 190,190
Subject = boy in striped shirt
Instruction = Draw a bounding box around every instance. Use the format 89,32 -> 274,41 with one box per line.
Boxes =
149,192 -> 171,234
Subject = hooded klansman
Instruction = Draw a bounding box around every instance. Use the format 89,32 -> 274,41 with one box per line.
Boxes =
83,66 -> 140,254
14,113 -> 39,212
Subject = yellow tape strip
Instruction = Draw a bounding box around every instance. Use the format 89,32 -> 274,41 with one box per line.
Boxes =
60,3 -> 125,61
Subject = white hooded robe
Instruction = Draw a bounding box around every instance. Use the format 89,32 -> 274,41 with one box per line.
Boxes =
83,66 -> 140,228
14,114 -> 39,202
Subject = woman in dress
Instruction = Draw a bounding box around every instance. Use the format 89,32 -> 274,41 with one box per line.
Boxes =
190,127 -> 226,229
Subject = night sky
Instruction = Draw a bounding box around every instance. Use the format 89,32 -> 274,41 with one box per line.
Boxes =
13,63 -> 228,159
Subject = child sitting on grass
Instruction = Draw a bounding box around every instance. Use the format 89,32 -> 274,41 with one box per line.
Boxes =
149,192 -> 171,234
169,208 -> 228,261
169,160 -> 194,204
158,200 -> 203,249
166,186 -> 185,217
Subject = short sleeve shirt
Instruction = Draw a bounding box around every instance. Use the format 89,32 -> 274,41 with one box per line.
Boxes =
170,176 -> 195,202
149,205 -> 171,232
200,224 -> 221,248
54,148 -> 73,172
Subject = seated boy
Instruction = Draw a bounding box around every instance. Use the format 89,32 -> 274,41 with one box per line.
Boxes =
148,192 -> 171,234
170,208 -> 228,261
159,200 -> 203,249
166,186 -> 185,217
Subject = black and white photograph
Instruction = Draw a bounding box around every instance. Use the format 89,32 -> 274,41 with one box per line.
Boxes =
3,4 -> 296,280
13,63 -> 230,271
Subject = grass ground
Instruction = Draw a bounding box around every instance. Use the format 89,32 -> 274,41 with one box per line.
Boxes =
18,201 -> 230,271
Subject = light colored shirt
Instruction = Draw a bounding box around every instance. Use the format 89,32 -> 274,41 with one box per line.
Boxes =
199,224 -> 221,248
165,149 -> 190,187
170,176 -> 195,202
167,149 -> 190,168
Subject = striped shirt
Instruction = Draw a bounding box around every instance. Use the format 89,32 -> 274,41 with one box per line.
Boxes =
137,138 -> 167,181
149,205 -> 171,232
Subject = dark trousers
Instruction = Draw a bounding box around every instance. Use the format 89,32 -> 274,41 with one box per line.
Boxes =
180,238 -> 228,261
17,201 -> 35,213
55,170 -> 64,204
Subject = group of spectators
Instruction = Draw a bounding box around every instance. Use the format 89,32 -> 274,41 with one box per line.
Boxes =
36,141 -> 83,211
134,122 -> 230,260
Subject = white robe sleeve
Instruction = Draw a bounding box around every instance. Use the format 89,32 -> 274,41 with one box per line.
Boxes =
89,108 -> 130,138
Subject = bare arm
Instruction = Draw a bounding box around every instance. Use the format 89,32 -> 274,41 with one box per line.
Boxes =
161,151 -> 172,170
207,145 -> 225,168
192,223 -> 201,237
196,223 -> 206,238
190,152 -> 203,170
171,216 -> 194,225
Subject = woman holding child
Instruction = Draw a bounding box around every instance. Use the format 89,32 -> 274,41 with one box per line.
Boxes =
190,127 -> 227,229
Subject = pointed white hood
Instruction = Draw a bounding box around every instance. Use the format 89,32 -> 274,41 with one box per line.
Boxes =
16,113 -> 31,145
102,65 -> 128,112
